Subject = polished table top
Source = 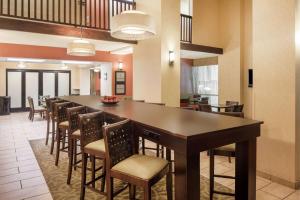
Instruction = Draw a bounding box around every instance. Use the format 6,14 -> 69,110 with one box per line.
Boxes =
61,95 -> 262,139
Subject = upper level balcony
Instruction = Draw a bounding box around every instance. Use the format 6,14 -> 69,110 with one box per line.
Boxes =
0,0 -> 193,43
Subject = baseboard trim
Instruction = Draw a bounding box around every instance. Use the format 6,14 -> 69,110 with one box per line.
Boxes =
257,171 -> 300,189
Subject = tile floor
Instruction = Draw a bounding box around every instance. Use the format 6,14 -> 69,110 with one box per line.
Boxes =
0,112 -> 299,200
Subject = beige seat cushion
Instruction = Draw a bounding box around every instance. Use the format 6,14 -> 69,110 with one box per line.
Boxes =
112,154 -> 168,180
216,144 -> 235,151
59,121 -> 69,128
84,139 -> 105,153
73,129 -> 80,137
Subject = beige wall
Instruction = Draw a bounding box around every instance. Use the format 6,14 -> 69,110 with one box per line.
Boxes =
133,0 -> 162,103
133,0 -> 180,107
191,0 -> 299,187
296,0 -> 300,184
218,0 -> 241,103
192,0 -> 220,47
252,0 -> 297,185
0,62 -> 80,96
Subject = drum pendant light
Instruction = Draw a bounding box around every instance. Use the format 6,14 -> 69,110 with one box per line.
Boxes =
67,28 -> 95,56
111,2 -> 156,41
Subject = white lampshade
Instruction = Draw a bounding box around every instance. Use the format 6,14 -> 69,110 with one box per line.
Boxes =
67,39 -> 95,56
111,10 -> 156,41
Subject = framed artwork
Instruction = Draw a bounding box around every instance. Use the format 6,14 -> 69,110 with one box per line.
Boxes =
115,71 -> 126,95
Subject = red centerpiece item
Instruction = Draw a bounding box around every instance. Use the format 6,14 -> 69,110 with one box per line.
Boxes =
101,96 -> 119,105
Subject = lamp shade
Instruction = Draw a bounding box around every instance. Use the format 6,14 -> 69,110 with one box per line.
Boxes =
111,10 -> 156,41
67,39 -> 96,56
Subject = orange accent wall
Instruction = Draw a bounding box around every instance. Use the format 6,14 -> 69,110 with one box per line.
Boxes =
0,43 -> 133,96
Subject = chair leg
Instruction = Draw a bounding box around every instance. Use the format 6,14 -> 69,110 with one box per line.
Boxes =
142,138 -> 145,155
144,186 -> 151,200
80,153 -> 88,200
228,156 -> 232,163
166,149 -> 173,200
100,159 -> 106,192
31,112 -> 34,121
45,116 -> 50,145
55,129 -> 61,166
107,176 -> 114,200
156,144 -> 159,157
50,121 -> 56,155
74,140 -> 78,170
67,137 -> 74,185
91,156 -> 96,188
129,184 -> 136,200
209,150 -> 215,200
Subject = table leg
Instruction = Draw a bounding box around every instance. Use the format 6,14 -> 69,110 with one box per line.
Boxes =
174,151 -> 200,200
235,138 -> 257,200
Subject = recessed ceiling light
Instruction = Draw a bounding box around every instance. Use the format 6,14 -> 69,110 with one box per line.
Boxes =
62,60 -> 93,65
7,58 -> 45,63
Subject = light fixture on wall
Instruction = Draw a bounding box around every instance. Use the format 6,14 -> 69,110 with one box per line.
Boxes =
17,62 -> 26,68
111,2 -> 156,41
67,28 -> 96,56
118,62 -> 123,70
169,51 -> 175,66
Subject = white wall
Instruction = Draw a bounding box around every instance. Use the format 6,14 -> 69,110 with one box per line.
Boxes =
79,68 -> 91,95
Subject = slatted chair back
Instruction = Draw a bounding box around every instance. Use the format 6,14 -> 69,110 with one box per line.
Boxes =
67,106 -> 87,134
28,97 -> 34,110
103,119 -> 134,169
49,99 -> 64,113
54,102 -> 73,124
45,98 -> 58,112
78,111 -> 105,150
225,101 -> 239,112
198,104 -> 212,112
233,104 -> 244,112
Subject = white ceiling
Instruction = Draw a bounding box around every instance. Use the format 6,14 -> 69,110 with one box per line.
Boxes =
180,49 -> 218,59
0,29 -> 133,52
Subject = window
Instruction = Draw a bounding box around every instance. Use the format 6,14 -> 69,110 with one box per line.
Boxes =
181,0 -> 193,16
192,65 -> 218,104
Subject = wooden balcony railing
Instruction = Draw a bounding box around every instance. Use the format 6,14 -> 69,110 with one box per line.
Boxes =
0,0 -> 134,31
112,0 -> 135,16
181,14 -> 192,43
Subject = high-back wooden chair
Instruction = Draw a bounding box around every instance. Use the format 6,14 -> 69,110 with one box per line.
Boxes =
233,104 -> 244,112
45,97 -> 58,145
103,119 -> 172,200
49,99 -> 65,154
66,106 -> 87,185
53,101 -> 74,166
79,111 -> 106,200
209,112 -> 244,200
198,104 -> 212,112
225,101 -> 239,112
27,96 -> 46,121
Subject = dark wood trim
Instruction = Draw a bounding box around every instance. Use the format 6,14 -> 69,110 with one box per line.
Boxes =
0,17 -> 137,44
55,72 -> 58,97
180,42 -> 223,55
115,71 -> 126,95
21,71 -> 26,108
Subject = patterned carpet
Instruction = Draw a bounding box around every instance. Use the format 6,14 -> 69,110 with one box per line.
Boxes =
30,139 -> 234,200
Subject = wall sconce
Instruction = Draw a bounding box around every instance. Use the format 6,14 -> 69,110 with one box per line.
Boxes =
17,62 -> 26,69
169,51 -> 175,66
118,62 -> 124,70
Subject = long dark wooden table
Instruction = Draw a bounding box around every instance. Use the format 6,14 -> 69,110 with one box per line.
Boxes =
61,95 -> 262,200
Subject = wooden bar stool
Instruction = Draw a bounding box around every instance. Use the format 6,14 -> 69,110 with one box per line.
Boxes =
45,97 -> 58,145
79,111 -> 106,200
103,119 -> 173,200
209,112 -> 244,199
49,99 -> 65,154
54,101 -> 74,166
66,106 -> 87,184
142,102 -> 165,158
